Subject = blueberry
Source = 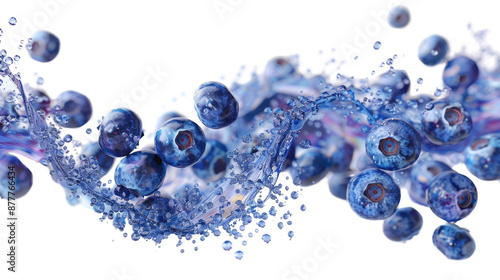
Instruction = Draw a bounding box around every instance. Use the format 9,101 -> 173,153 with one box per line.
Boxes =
81,142 -> 115,178
409,160 -> 452,206
465,133 -> 500,180
347,169 -> 401,220
418,35 -> 449,66
27,30 -> 60,62
156,111 -> 183,130
291,150 -> 329,186
432,223 -> 475,260
426,171 -> 477,222
191,139 -> 228,182
98,108 -> 143,157
0,154 -> 33,199
328,172 -> 350,200
383,207 -> 423,242
194,81 -> 239,129
330,141 -> 355,172
365,118 -> 422,171
372,70 -> 411,102
443,56 -> 479,90
387,6 -> 410,28
155,118 -> 206,168
264,57 -> 296,84
54,91 -> 92,128
114,150 -> 167,197
421,101 -> 472,145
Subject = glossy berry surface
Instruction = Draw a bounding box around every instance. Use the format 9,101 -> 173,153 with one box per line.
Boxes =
443,56 -> 479,90
328,172 -> 350,200
347,169 -> 401,220
421,101 -> 473,145
433,223 -> 475,260
54,90 -> 92,128
418,35 -> 449,66
27,30 -> 60,62
0,154 -> 33,199
114,150 -> 167,197
387,6 -> 410,28
372,70 -> 411,102
291,150 -> 329,186
365,118 -> 422,171
465,133 -> 500,180
426,171 -> 477,222
192,139 -> 228,182
409,160 -> 452,206
383,207 -> 423,242
194,81 -> 239,129
81,142 -> 115,178
98,108 -> 143,158
330,141 -> 354,172
155,118 -> 206,168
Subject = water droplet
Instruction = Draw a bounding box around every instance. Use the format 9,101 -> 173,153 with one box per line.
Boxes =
262,234 -> 271,243
86,128 -> 92,134
37,77 -> 44,85
8,17 -> 17,26
417,78 -> 423,84
234,250 -> 244,260
373,41 -> 382,50
222,240 -> 232,251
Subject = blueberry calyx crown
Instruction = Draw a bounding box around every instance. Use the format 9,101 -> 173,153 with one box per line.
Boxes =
365,183 -> 386,202
379,137 -> 399,156
444,107 -> 464,125
175,130 -> 194,150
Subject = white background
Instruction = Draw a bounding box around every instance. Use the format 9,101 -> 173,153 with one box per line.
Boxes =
1,1 -> 500,280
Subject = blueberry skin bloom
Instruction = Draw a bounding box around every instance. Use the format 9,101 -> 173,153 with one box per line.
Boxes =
387,6 -> 410,28
383,207 -> 423,242
291,150 -> 329,186
0,154 -> 33,199
328,172 -> 350,200
433,223 -> 475,260
155,118 -> 206,168
418,35 -> 449,66
366,118 -> 422,171
114,150 -> 167,197
98,108 -> 143,157
27,30 -> 60,62
347,169 -> 401,220
427,171 -> 477,222
81,142 -> 115,178
191,139 -> 228,182
194,81 -> 239,129
465,134 -> 500,180
373,70 -> 411,102
421,101 -> 473,145
409,160 -> 452,206
54,91 -> 92,128
443,56 -> 479,90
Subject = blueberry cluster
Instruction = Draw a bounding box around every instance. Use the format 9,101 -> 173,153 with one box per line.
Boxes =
1,8 -> 497,261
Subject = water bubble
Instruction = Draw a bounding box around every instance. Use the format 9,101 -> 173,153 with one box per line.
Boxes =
288,231 -> 294,238
37,77 -> 44,85
373,41 -> 382,50
300,204 -> 306,211
262,234 -> 271,243
417,78 -> 424,84
86,128 -> 92,134
63,135 -> 73,143
298,139 -> 311,149
222,240 -> 232,251
234,250 -> 244,260
8,17 -> 17,26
